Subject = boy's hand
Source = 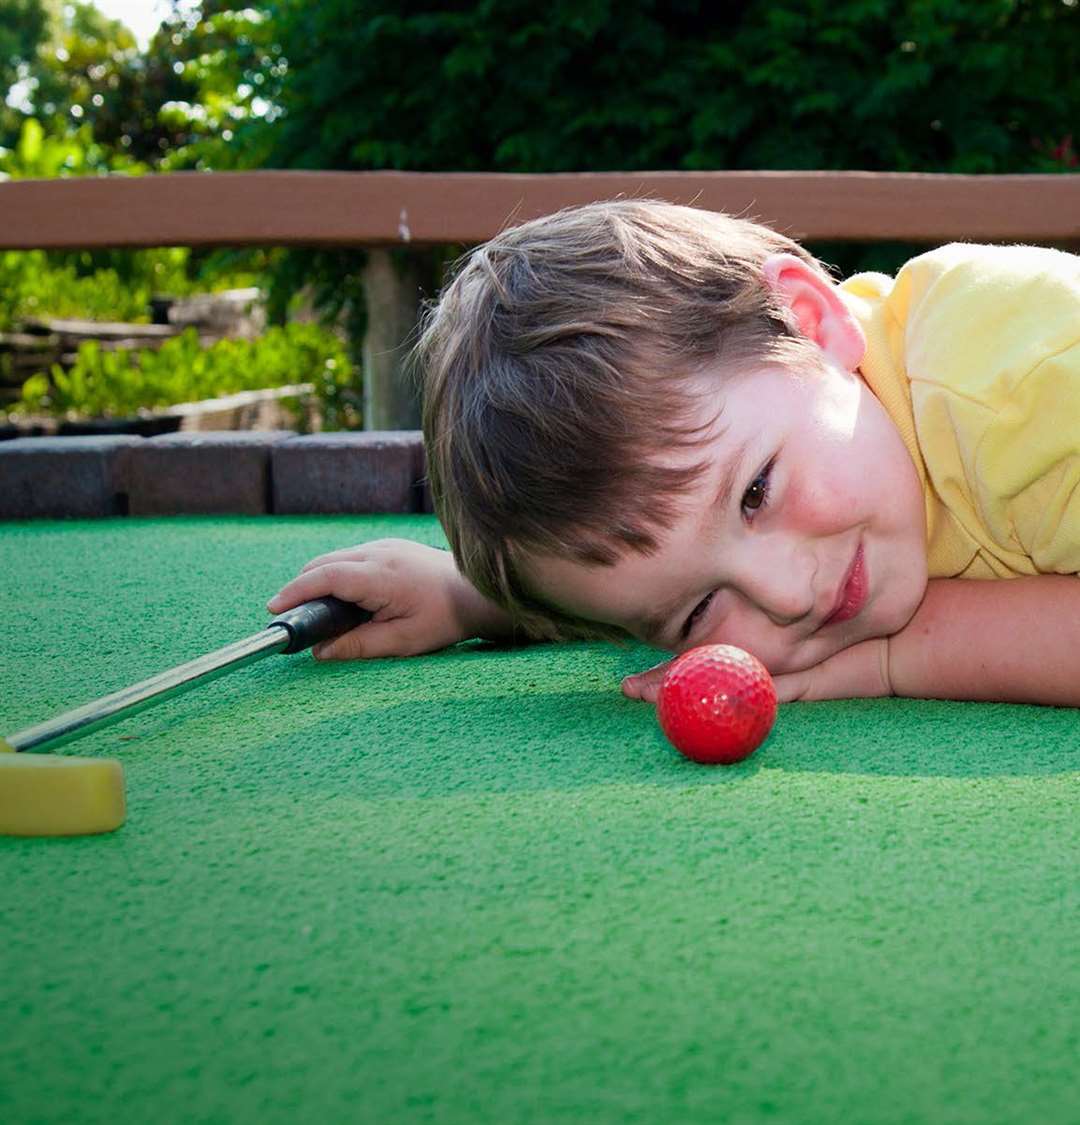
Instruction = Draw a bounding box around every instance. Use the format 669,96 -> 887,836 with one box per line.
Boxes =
266,539 -> 506,660
621,638 -> 893,704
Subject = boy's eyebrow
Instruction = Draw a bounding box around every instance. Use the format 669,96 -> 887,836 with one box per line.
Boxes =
636,435 -> 754,646
704,434 -> 755,526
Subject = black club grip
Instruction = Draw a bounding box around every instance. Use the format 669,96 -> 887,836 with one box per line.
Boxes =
268,596 -> 373,654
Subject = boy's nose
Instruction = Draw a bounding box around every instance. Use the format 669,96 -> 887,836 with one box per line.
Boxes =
735,547 -> 817,626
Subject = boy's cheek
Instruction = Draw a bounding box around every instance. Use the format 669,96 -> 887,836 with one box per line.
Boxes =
700,625 -> 802,677
697,602 -> 880,677
756,631 -> 871,678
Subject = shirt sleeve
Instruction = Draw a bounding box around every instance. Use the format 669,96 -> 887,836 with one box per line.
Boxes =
892,242 -> 1080,575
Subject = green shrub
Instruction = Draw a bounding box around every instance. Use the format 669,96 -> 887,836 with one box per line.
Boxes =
14,322 -> 360,429
0,247 -> 272,331
1,250 -> 167,328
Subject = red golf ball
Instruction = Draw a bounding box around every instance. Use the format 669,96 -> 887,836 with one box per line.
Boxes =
657,644 -> 777,764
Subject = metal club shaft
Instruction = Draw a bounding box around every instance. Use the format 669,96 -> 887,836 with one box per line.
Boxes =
6,627 -> 290,753
5,596 -> 373,754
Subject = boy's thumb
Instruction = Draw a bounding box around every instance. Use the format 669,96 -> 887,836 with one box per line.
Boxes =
311,618 -> 404,661
620,660 -> 673,704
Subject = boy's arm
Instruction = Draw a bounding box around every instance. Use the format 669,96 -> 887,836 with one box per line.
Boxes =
447,568 -> 520,643
788,575 -> 1080,706
886,575 -> 1080,706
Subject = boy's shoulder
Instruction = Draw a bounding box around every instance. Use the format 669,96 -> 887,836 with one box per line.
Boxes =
843,241 -> 1079,303
905,240 -> 1079,288
842,241 -> 1079,340
843,239 -> 1080,409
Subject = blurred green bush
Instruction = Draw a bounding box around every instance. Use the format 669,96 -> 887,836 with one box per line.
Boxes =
0,247 -> 200,328
13,322 -> 359,429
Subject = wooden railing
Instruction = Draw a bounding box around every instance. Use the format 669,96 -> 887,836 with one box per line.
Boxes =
3,170 -> 1079,426
3,169 -> 1080,247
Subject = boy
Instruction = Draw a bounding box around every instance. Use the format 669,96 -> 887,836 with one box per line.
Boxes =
267,200 -> 1080,706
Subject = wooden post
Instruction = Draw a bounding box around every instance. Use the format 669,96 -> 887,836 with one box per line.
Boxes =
361,248 -> 422,431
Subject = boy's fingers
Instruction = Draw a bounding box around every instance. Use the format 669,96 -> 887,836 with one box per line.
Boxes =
771,672 -> 807,705
620,659 -> 673,704
299,547 -> 365,575
312,618 -> 414,661
267,561 -> 388,616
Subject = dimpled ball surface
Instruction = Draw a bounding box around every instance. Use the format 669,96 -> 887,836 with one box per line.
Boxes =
657,644 -> 778,764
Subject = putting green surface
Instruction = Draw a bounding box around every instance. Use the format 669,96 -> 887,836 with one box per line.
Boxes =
2,515 -> 1078,1125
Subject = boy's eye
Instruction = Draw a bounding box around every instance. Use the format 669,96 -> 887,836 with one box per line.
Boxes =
678,459 -> 776,640
741,460 -> 774,516
681,590 -> 715,640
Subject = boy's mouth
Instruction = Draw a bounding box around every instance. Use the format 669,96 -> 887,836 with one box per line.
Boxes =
823,544 -> 867,628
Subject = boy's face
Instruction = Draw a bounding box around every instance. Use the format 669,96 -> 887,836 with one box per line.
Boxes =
520,254 -> 929,677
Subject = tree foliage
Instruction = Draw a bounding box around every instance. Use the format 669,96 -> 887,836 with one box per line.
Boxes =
0,0 -> 48,107
1,0 -> 274,169
259,0 -> 1080,176
249,0 -> 1079,314
67,0 -> 279,171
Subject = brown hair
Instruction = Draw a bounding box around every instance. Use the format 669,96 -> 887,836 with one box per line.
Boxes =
416,199 -> 826,643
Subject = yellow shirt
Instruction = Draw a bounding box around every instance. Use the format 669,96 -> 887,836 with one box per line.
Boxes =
839,243 -> 1080,579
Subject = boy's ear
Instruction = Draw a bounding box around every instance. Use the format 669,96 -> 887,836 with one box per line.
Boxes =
762,253 -> 865,371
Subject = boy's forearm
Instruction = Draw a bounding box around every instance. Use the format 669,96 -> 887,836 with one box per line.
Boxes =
888,576 -> 1080,706
445,563 -> 520,643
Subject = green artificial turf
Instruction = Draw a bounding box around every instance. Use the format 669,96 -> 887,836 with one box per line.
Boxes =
2,516 -> 1078,1125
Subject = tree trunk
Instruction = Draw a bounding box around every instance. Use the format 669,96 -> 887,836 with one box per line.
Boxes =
361,248 -> 422,430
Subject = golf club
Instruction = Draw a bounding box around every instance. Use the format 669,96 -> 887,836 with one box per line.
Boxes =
4,596 -> 372,754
